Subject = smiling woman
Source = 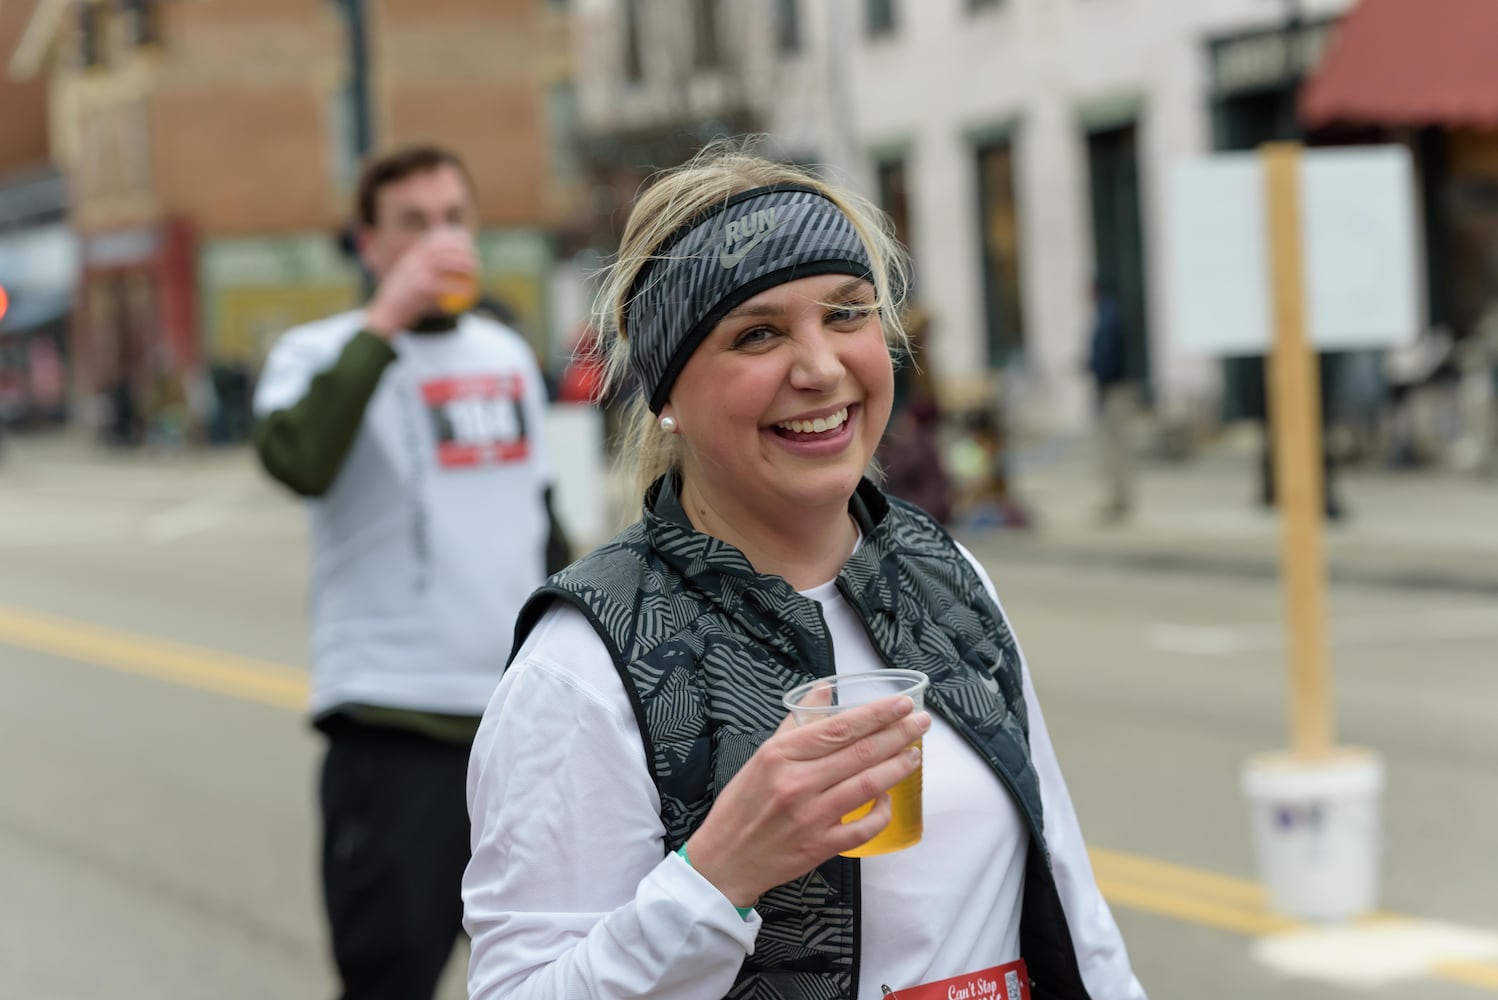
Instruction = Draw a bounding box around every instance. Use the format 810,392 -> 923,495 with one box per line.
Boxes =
462,139 -> 1148,1000
595,150 -> 911,507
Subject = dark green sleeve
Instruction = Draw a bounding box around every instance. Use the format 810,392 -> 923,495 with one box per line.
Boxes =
254,331 -> 398,497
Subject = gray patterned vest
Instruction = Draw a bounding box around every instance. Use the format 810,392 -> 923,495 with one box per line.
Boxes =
511,477 -> 1094,1000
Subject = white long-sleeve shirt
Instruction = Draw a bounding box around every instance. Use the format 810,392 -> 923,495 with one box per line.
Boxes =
464,545 -> 1146,1000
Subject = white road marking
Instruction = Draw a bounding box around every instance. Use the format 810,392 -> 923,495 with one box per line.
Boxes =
1149,607 -> 1498,656
0,524 -> 127,549
1253,917 -> 1498,988
146,502 -> 233,544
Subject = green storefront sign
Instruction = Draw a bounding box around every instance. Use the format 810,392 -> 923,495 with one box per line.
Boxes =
200,229 -> 553,366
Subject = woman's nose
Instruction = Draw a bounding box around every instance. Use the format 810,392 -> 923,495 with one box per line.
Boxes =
789,329 -> 846,391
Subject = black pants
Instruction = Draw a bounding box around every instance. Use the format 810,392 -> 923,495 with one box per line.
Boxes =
319,720 -> 473,1000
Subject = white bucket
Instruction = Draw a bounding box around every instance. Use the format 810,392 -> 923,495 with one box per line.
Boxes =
1241,747 -> 1385,922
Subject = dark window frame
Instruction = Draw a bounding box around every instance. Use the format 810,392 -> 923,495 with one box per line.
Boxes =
693,0 -> 722,70
975,138 -> 1027,365
78,1 -> 108,68
118,0 -> 162,47
874,155 -> 912,253
622,0 -> 644,83
776,0 -> 801,55
866,0 -> 896,38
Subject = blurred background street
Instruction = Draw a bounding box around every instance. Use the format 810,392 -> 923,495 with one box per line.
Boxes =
2,432 -> 1496,998
2,0 -> 1497,996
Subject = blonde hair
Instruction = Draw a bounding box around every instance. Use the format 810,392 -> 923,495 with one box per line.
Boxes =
592,137 -> 912,503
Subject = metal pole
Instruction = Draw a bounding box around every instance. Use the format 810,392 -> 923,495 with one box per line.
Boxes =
338,0 -> 375,298
344,0 -> 374,159
1279,0 -> 1305,141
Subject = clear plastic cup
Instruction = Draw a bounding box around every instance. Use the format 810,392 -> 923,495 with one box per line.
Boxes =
782,669 -> 929,857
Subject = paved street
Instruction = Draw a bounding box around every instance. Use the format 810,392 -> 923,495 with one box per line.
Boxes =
1,430 -> 1496,999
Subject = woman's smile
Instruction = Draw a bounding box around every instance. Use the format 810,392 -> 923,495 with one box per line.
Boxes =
765,403 -> 859,456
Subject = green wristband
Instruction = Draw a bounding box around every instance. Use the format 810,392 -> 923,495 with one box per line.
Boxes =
676,844 -> 755,920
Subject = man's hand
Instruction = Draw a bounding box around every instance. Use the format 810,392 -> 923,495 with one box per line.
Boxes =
364,230 -> 478,339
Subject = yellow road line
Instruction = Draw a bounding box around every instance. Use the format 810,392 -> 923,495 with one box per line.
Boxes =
1092,864 -> 1498,991
0,602 -> 307,711
1093,876 -> 1299,937
4,600 -> 1498,992
1434,961 -> 1498,992
1089,847 -> 1298,937
1090,847 -> 1267,907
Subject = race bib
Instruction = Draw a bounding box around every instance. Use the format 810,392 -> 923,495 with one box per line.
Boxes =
883,960 -> 1030,1000
421,374 -> 530,468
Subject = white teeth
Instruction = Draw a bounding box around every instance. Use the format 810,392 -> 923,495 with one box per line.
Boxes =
777,407 -> 848,435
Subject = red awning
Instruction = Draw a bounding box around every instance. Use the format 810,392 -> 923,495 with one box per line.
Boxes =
1300,0 -> 1498,129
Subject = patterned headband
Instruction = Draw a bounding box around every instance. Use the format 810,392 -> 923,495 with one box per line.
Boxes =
624,184 -> 876,414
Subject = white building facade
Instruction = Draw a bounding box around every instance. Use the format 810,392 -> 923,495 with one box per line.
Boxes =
570,0 -> 1355,433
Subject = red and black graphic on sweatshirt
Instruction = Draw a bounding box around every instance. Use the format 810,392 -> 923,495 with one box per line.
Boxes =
421,374 -> 529,467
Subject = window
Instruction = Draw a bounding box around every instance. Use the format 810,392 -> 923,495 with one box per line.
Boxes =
874,156 -> 912,252
546,82 -> 581,182
975,140 -> 1026,364
327,87 -> 357,191
119,0 -> 162,47
623,0 -> 644,82
78,1 -> 107,68
776,0 -> 800,54
692,0 -> 721,70
866,0 -> 896,37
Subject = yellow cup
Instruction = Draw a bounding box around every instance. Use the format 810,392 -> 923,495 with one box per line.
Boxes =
782,669 -> 929,857
436,271 -> 478,315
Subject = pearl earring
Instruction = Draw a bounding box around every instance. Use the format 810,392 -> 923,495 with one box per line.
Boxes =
658,415 -> 677,433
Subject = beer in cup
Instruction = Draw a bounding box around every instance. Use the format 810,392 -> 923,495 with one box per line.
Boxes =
782,669 -> 929,857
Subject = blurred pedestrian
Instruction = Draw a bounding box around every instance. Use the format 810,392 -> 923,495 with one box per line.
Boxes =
1245,353 -> 1347,519
558,321 -> 639,456
877,304 -> 953,523
950,403 -> 1033,531
106,375 -> 139,447
556,324 -> 606,405
464,143 -> 1144,1000
252,144 -> 570,1000
1468,300 -> 1498,475
1086,279 -> 1136,523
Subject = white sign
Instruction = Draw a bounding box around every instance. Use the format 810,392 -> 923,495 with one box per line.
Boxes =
1166,146 -> 1421,355
544,403 -> 611,548
0,224 -> 78,294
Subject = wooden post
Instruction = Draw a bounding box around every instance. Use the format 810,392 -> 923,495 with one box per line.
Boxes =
1261,142 -> 1335,760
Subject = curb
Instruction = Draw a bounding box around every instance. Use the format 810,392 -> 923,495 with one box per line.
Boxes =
964,536 -> 1498,596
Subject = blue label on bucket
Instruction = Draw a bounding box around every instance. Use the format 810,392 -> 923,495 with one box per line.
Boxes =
1274,803 -> 1324,831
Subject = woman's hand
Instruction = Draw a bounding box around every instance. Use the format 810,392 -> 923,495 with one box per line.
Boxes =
682,692 -> 931,908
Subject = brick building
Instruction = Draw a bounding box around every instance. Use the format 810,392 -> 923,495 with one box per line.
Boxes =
0,0 -> 70,427
0,0 -> 48,177
12,0 -> 576,440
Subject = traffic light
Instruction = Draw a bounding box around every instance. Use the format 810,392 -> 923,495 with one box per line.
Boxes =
0,284 -> 9,324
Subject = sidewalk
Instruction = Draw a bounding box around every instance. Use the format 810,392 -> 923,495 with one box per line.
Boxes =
958,434 -> 1498,594
7,423 -> 1497,592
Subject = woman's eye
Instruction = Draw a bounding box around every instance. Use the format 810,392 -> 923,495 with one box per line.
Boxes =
734,326 -> 775,349
828,304 -> 871,325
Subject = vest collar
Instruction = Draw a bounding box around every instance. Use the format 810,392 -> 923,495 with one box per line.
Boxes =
643,473 -> 889,582
640,474 -> 895,657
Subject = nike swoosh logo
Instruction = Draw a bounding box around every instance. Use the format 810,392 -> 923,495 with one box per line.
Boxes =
719,228 -> 776,268
979,674 -> 1000,694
